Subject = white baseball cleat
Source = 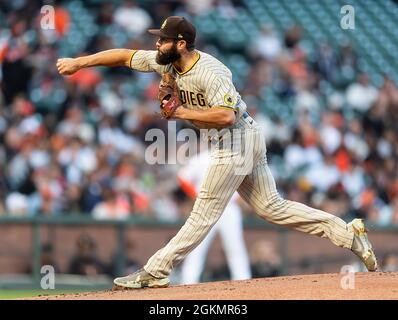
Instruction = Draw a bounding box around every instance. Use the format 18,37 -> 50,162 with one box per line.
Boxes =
348,218 -> 378,272
113,268 -> 170,289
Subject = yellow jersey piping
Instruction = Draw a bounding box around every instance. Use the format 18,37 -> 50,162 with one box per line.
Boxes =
173,51 -> 201,75
129,50 -> 137,68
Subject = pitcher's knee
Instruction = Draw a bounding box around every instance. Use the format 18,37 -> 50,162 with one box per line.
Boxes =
266,193 -> 287,210
187,209 -> 219,230
256,193 -> 287,216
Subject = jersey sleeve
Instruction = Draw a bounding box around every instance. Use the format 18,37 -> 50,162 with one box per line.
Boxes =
205,74 -> 239,112
129,50 -> 167,74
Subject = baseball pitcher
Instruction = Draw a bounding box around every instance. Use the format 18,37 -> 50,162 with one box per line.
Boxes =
57,16 -> 378,289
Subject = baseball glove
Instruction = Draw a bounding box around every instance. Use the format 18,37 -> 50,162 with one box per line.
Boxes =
158,72 -> 182,119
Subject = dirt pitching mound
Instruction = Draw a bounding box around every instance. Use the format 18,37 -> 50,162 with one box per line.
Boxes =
29,272 -> 398,300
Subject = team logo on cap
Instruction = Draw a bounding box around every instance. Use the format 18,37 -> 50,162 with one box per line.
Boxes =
161,19 -> 167,29
177,34 -> 183,39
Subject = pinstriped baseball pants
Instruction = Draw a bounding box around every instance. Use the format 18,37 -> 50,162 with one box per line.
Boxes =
144,116 -> 355,278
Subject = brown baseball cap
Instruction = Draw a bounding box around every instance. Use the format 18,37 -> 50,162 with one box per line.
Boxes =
148,16 -> 196,44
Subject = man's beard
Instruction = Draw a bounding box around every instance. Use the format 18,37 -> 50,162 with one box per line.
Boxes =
156,44 -> 181,65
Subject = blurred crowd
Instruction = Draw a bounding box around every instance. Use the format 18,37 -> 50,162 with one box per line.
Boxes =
0,0 -> 397,230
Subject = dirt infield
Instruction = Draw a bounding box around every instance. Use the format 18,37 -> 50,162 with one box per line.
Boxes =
28,272 -> 398,300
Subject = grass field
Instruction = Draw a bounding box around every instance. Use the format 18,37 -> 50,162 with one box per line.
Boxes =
0,289 -> 89,299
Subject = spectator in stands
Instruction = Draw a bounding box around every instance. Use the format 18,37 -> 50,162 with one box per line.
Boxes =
250,25 -> 282,62
305,153 -> 341,193
337,43 -> 358,77
280,25 -> 308,82
185,0 -> 214,15
57,107 -> 95,144
375,75 -> 398,111
113,0 -> 153,36
96,2 -> 115,26
284,128 -> 321,175
5,192 -> 29,216
64,184 -> 84,214
318,110 -> 343,155
341,161 -> 366,199
381,253 -> 398,272
249,239 -> 282,278
1,19 -> 33,105
343,118 -> 369,162
346,73 -> 378,113
109,238 -> 140,277
314,41 -> 337,83
68,233 -> 108,276
57,137 -> 98,186
25,243 -> 59,274
378,196 -> 398,225
92,186 -> 130,220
